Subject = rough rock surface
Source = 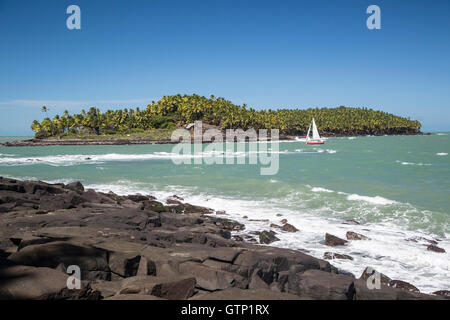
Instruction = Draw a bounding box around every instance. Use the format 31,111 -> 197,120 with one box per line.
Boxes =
0,177 -> 443,300
325,233 -> 348,246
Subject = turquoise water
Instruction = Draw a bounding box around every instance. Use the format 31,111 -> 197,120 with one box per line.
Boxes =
0,134 -> 449,292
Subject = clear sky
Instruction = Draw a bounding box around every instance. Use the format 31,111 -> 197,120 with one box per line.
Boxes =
0,0 -> 449,135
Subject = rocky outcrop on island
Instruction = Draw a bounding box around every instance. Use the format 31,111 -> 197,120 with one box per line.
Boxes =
0,177 -> 445,300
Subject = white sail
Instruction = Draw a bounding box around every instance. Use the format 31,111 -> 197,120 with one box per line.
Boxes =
306,123 -> 312,141
312,118 -> 321,140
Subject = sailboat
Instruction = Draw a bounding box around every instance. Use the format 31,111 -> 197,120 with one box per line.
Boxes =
305,118 -> 324,145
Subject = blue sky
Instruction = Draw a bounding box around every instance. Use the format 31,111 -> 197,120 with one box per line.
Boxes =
0,0 -> 449,135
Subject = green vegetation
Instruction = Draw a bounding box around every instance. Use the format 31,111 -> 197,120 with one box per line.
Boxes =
31,94 -> 421,138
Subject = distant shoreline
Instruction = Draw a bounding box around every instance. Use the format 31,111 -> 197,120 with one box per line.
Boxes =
1,132 -> 429,147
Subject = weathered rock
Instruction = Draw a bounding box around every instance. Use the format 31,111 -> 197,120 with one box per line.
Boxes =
325,233 -> 348,246
359,267 -> 391,287
389,280 -> 420,293
109,253 -> 141,278
126,194 -> 149,203
346,231 -> 369,240
179,261 -> 245,291
90,280 -> 122,298
119,275 -> 196,300
208,217 -> 245,231
259,231 -> 280,244
120,199 -> 144,210
0,265 -> 69,299
281,223 -> 299,233
427,244 -> 445,253
166,199 -> 183,205
342,219 -> 360,225
405,236 -> 438,245
352,279 -> 441,300
65,181 -> 84,193
433,290 -> 450,298
287,269 -> 354,300
7,241 -> 110,281
184,204 -> 214,215
248,269 -> 270,290
190,287 -> 304,300
323,252 -> 353,260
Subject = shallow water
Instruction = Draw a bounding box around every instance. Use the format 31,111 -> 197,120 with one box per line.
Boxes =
1,133 -> 449,293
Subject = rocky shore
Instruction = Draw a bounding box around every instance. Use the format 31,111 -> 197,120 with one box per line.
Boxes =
0,177 -> 447,300
1,132 -> 428,147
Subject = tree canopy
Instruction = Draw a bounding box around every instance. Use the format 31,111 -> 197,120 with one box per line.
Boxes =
31,94 -> 422,138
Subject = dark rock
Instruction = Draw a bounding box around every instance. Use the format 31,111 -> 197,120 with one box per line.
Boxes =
179,261 -> 244,291
389,280 -> 420,293
109,253 -> 141,278
166,199 -> 183,205
248,269 -> 270,290
190,287 -> 303,300
287,269 -> 354,300
219,229 -> 231,239
0,265 -> 71,300
433,290 -> 450,297
281,223 -> 299,232
65,181 -> 84,193
405,236 -> 438,245
119,275 -> 196,300
81,189 -> 103,203
342,219 -> 360,225
126,194 -> 148,202
427,244 -> 445,253
352,279 -> 441,300
208,217 -> 245,231
232,235 -> 244,242
259,230 -> 280,244
184,204 -> 214,215
346,231 -> 369,240
359,267 -> 392,286
323,252 -> 353,260
325,233 -> 348,246
7,241 -> 110,281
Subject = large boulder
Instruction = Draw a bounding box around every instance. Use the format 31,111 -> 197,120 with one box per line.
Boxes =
7,241 -> 110,280
179,261 -> 246,291
0,265 -> 69,299
427,244 -> 445,253
259,231 -> 280,244
325,233 -> 348,246
287,269 -> 354,300
65,181 -> 84,193
351,279 -> 441,300
346,231 -> 369,240
108,253 -> 141,278
118,275 -> 196,300
281,223 -> 299,232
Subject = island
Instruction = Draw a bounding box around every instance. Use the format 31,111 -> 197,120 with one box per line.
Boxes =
3,94 -> 422,146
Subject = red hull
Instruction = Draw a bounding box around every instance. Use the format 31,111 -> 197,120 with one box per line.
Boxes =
305,141 -> 324,145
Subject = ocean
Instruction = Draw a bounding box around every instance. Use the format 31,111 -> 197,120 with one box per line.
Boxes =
0,133 -> 449,293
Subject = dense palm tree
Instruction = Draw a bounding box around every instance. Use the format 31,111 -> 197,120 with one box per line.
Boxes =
30,94 -> 422,138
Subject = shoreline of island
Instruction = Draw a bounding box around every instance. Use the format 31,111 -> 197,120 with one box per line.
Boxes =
1,131 -> 429,147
